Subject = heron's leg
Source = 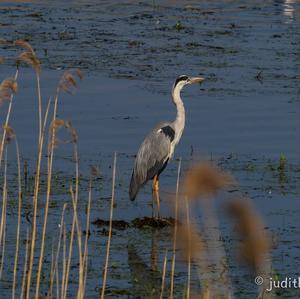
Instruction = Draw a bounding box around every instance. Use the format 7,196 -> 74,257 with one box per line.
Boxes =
153,176 -> 160,218
152,176 -> 157,218
152,175 -> 160,218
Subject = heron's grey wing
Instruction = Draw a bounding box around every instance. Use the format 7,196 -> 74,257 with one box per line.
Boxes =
129,124 -> 175,200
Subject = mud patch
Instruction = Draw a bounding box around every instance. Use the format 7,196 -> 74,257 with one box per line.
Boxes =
92,216 -> 176,230
92,219 -> 130,230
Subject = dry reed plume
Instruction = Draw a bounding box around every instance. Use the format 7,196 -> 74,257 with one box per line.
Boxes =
59,69 -> 83,94
15,39 -> 41,74
0,78 -> 17,104
1,125 -> 16,144
183,162 -> 234,199
227,199 -> 271,269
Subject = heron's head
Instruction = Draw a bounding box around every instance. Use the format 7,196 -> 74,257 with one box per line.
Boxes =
173,75 -> 205,92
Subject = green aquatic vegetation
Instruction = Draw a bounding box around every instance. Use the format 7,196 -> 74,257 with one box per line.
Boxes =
111,261 -> 118,269
174,20 -> 183,32
224,48 -> 239,54
244,163 -> 256,172
108,288 -> 131,295
266,163 -> 276,172
279,154 -> 287,171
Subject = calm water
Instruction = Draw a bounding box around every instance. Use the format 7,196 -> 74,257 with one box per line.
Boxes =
0,0 -> 300,298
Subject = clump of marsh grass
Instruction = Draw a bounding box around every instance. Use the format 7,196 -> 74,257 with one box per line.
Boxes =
26,99 -> 51,299
0,40 -> 94,299
13,41 -> 44,296
36,68 -> 82,299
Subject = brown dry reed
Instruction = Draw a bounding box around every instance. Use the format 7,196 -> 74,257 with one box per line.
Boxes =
15,39 -> 35,53
100,152 -> 117,299
1,125 -> 16,144
0,41 -> 91,299
59,69 -> 83,94
183,163 -> 234,199
177,225 -> 203,263
15,39 -> 41,74
227,198 -> 271,270
0,78 -> 18,105
49,119 -> 78,150
180,163 -> 235,298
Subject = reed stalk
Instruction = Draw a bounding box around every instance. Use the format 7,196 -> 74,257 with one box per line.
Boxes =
35,90 -> 60,298
81,178 -> 92,297
160,249 -> 168,299
26,98 -> 51,299
100,152 -> 117,299
47,203 -> 67,299
61,224 -> 67,299
12,138 -> 22,299
69,184 -> 83,299
0,69 -> 19,169
20,229 -> 30,299
63,142 -> 79,299
0,148 -> 8,279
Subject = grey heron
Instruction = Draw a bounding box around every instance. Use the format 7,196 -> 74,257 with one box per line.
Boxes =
129,75 -> 205,217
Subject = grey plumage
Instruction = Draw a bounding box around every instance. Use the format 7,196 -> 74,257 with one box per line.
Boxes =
129,75 -> 205,203
129,122 -> 173,201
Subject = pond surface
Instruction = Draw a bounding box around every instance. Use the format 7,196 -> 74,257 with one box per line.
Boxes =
0,0 -> 300,298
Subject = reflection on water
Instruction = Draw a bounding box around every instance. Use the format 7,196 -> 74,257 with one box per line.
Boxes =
283,0 -> 295,22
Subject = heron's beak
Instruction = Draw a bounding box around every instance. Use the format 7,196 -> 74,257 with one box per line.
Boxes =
189,77 -> 205,84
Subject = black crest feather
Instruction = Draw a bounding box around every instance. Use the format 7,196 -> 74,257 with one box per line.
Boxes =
174,75 -> 188,87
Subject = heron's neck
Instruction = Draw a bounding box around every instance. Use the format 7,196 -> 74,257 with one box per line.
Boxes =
172,87 -> 185,143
